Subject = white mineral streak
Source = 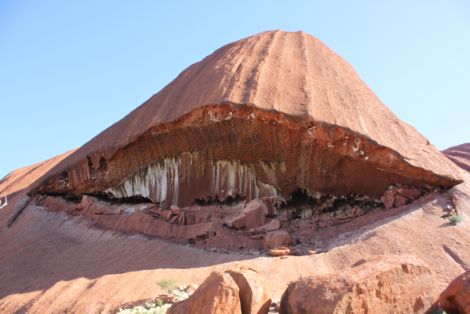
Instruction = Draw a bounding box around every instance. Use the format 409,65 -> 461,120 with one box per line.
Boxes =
107,158 -> 180,204
106,152 -> 282,206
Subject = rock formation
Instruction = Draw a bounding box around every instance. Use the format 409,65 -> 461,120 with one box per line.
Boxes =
439,270 -> 470,314
169,271 -> 242,314
279,255 -> 437,314
0,29 -> 469,314
443,143 -> 470,173
169,269 -> 271,314
34,30 -> 460,211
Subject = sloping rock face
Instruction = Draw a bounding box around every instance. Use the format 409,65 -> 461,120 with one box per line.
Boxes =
0,149 -> 75,197
443,143 -> 470,173
439,270 -> 470,314
34,30 -> 460,209
279,255 -> 437,314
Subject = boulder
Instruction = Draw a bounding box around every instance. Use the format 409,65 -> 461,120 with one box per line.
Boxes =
439,270 -> 470,314
250,218 -> 281,233
397,188 -> 422,200
381,187 -> 423,209
263,230 -> 291,250
279,255 -> 436,314
225,199 -> 268,230
381,190 -> 395,209
227,269 -> 271,314
393,194 -> 409,208
169,271 -> 241,314
269,247 -> 291,257
170,205 -> 182,215
170,269 -> 272,314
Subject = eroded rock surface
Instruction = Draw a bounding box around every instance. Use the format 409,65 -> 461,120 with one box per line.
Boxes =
279,255 -> 437,314
34,31 -> 459,211
31,189 -> 434,252
1,148 -> 470,313
439,270 -> 470,314
225,199 -> 268,230
168,271 -> 241,314
170,269 -> 271,314
226,269 -> 272,314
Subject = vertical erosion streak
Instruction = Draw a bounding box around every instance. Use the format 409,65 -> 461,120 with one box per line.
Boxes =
241,30 -> 278,104
300,32 -> 313,116
106,154 -> 280,206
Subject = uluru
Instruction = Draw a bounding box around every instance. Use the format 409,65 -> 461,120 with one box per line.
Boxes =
35,31 -> 460,209
1,15 -> 470,314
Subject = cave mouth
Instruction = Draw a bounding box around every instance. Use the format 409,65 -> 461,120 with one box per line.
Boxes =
34,179 -> 434,255
193,193 -> 244,206
282,188 -> 383,212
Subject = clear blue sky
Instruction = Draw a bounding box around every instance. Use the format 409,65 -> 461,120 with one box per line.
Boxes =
1,1 -> 469,178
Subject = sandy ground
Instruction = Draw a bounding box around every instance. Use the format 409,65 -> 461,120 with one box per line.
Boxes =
0,171 -> 469,313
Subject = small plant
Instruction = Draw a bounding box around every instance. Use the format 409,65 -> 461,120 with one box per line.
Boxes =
448,213 -> 462,226
117,302 -> 171,314
157,279 -> 177,292
117,283 -> 193,314
154,298 -> 164,307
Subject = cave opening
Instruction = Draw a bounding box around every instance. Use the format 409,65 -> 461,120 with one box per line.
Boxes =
281,188 -> 383,214
193,193 -> 244,206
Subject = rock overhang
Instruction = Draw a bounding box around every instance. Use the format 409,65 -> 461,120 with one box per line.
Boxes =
34,102 -> 461,208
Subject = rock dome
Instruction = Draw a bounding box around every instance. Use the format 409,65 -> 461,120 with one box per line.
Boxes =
36,30 -> 461,207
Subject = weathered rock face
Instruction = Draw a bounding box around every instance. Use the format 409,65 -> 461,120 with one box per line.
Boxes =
169,269 -> 271,314
34,30 -> 460,209
226,269 -> 272,314
439,270 -> 470,314
443,143 -> 470,173
279,255 -> 437,314
169,271 -> 242,314
225,199 -> 268,230
262,230 -> 291,250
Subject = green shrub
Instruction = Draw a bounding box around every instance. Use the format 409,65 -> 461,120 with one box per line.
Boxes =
448,213 -> 462,226
157,279 -> 177,292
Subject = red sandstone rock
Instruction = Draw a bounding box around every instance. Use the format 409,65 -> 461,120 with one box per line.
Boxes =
169,269 -> 271,314
381,187 -> 423,209
169,271 -> 241,314
269,247 -> 291,257
381,190 -> 395,209
227,269 -> 271,314
225,199 -> 268,230
35,31 -> 460,209
443,143 -> 470,172
160,210 -> 173,221
394,194 -> 409,208
170,205 -> 182,215
1,146 -> 470,313
263,230 -> 291,250
279,255 -> 437,314
250,218 -> 280,233
397,188 -> 422,200
439,270 -> 470,314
